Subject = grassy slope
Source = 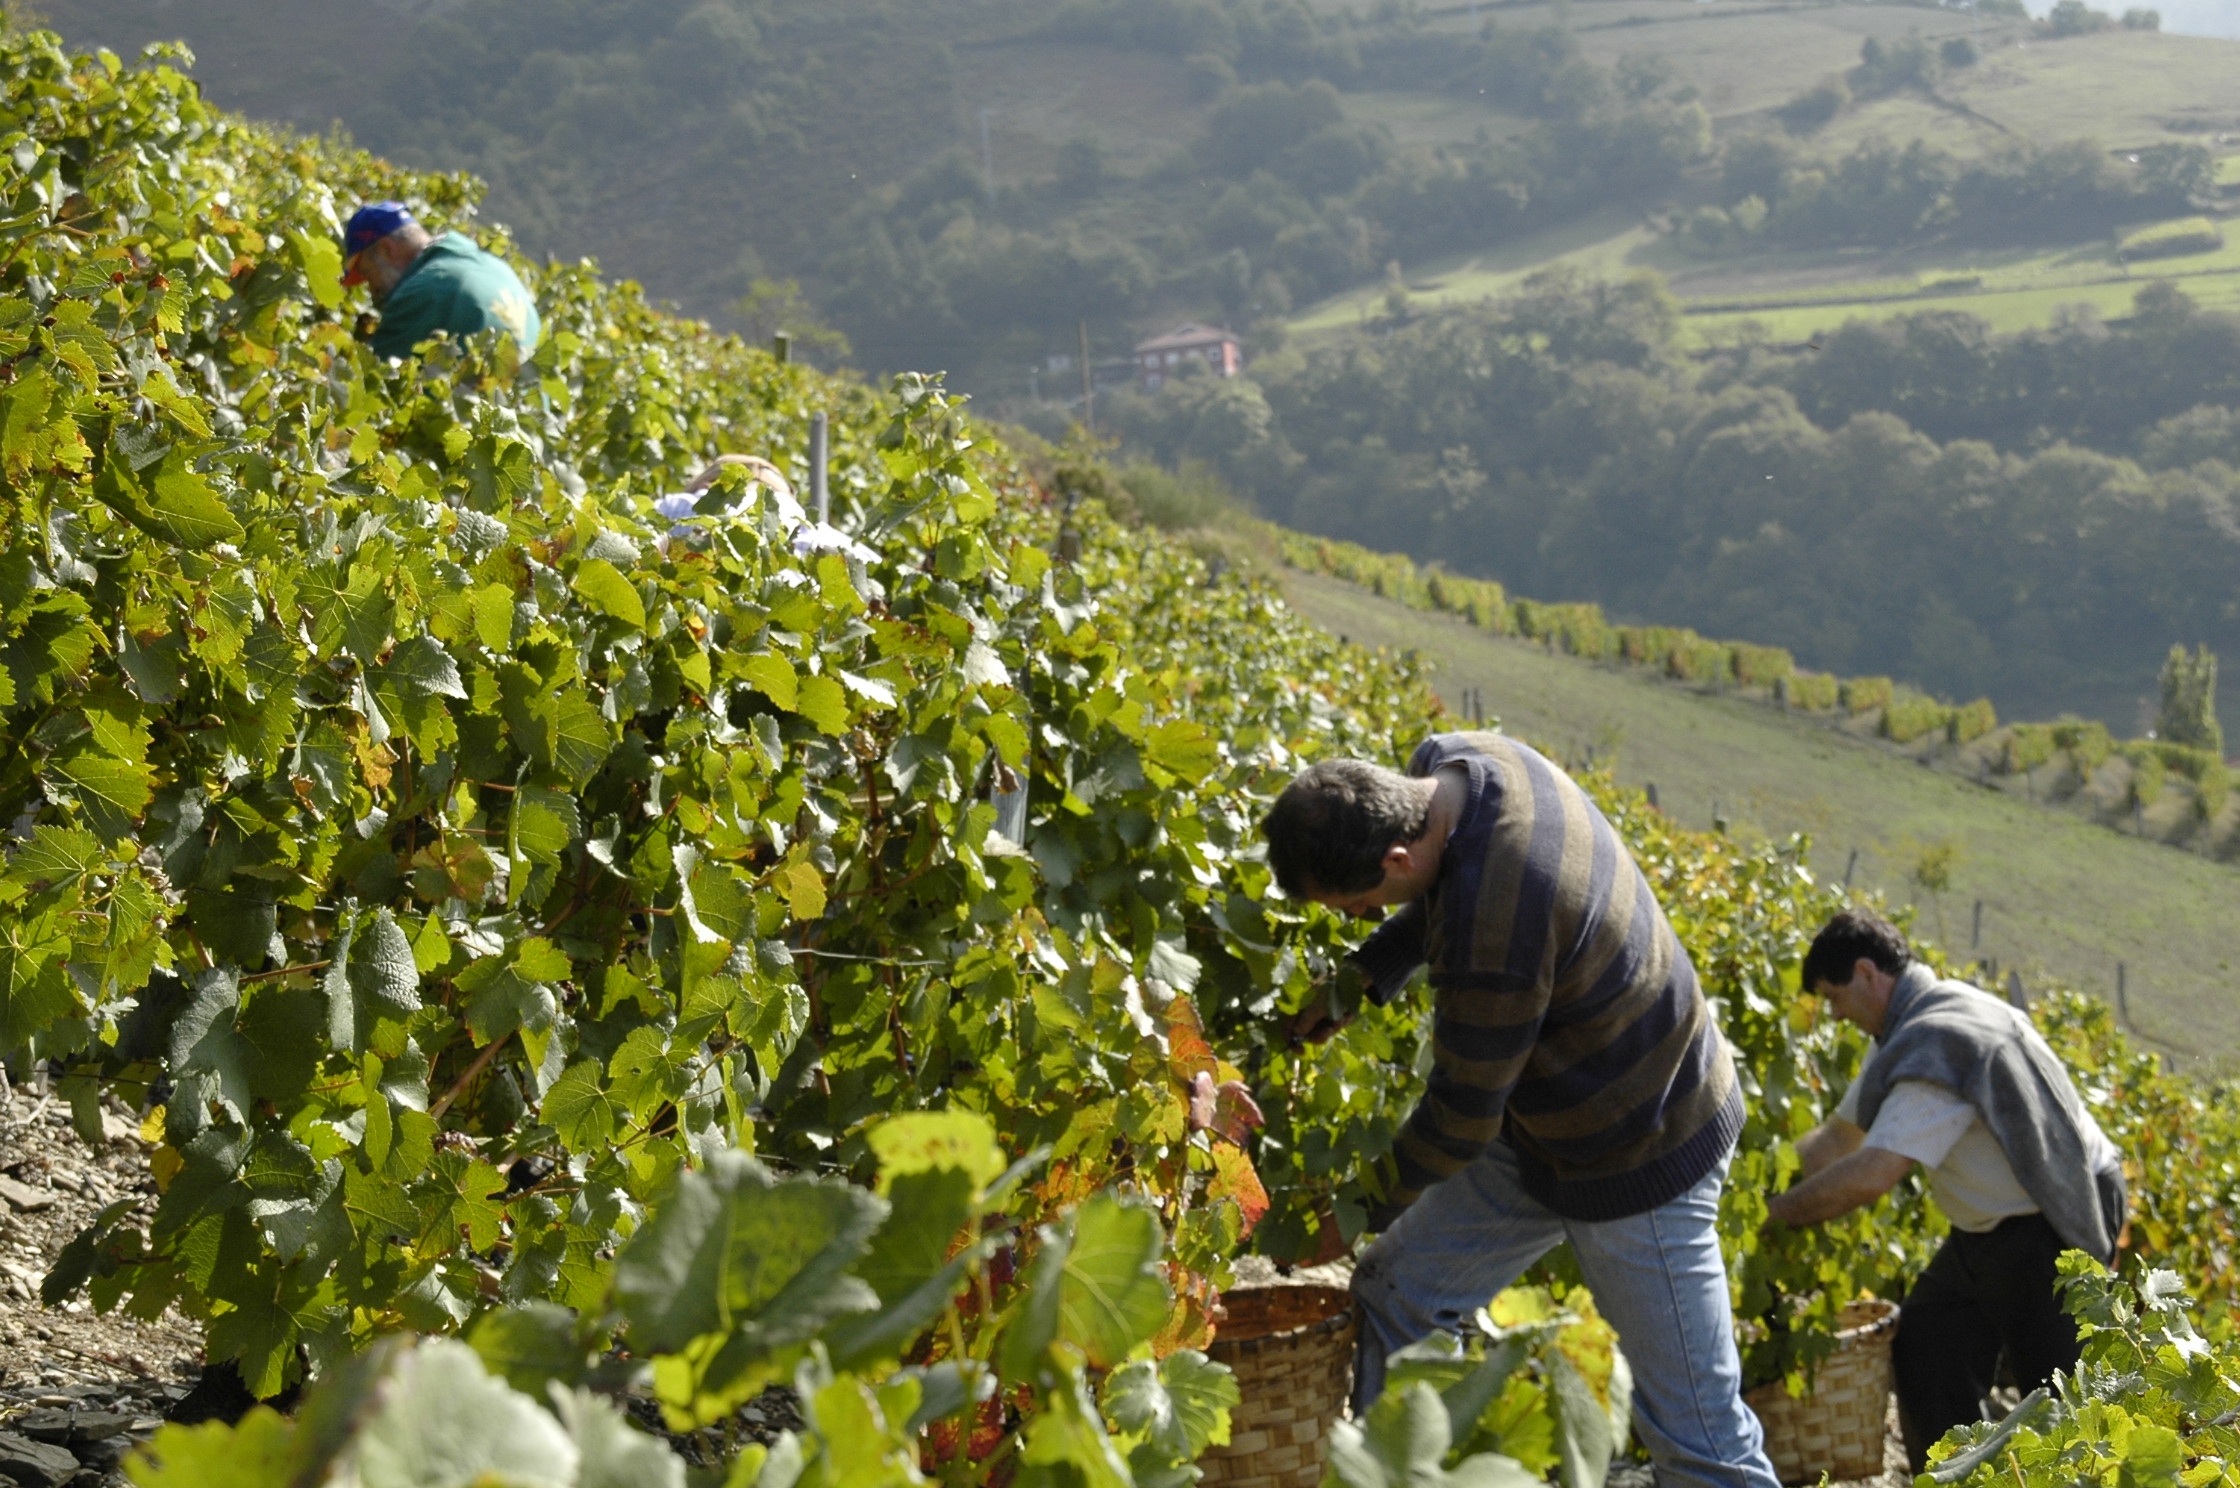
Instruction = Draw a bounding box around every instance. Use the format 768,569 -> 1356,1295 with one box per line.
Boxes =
1276,568 -> 2240,1061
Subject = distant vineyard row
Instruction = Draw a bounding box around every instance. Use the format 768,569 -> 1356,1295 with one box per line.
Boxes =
1266,526 -> 2235,842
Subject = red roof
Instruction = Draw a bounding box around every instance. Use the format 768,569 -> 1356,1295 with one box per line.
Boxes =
1135,322 -> 1239,355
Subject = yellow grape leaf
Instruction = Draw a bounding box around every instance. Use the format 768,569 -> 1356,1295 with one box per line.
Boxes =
775,860 -> 825,921
867,1110 -> 1006,1194
127,1407 -> 296,1488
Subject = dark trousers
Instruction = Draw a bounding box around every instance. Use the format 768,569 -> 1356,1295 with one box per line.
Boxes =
1892,1214 -> 2081,1473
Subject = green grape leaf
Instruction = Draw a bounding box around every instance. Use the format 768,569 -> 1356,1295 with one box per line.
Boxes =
557,1386 -> 686,1488
126,1407 -> 298,1488
183,887 -> 277,968
1329,1381 -> 1544,1488
167,970 -> 255,1125
541,1060 -> 617,1150
236,987 -> 322,1103
549,691 -> 613,786
469,1301 -> 590,1397
614,1152 -> 883,1421
738,653 -> 797,711
5,823 -> 104,896
49,742 -> 155,841
1057,1194 -> 1169,1369
381,636 -> 468,699
824,1165 -> 983,1371
572,558 -> 646,630
794,673 -> 849,735
1143,719 -> 1220,785
342,1339 -> 576,1486
1104,1351 -> 1238,1458
510,785 -> 578,875
1017,1366 -> 1129,1488
0,925 -> 80,1053
43,1197 -> 136,1306
350,908 -> 421,1017
867,1109 -> 1007,1195
94,446 -> 244,550
2118,1424 -> 2186,1488
458,938 -> 569,1046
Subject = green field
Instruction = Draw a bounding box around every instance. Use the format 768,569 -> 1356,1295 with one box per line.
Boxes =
1276,569 -> 2240,1062
1287,21 -> 2240,346
1941,30 -> 2240,147
1293,203 -> 2240,345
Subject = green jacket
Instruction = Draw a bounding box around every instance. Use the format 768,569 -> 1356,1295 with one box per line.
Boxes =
370,232 -> 541,360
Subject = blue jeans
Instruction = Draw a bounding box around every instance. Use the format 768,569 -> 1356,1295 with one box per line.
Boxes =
1351,1143 -> 1779,1488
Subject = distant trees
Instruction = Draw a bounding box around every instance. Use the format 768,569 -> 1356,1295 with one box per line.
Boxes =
1698,113 -> 2211,251
2158,647 -> 2224,756
819,6 -> 1711,381
1108,272 -> 2240,732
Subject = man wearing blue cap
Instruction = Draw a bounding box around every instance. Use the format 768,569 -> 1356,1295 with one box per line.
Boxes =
342,202 -> 541,360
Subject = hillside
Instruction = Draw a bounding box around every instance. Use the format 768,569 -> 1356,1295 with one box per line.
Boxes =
1292,24 -> 2240,345
32,0 -> 2236,389
1277,567 -> 2240,1061
17,33 -> 2240,1488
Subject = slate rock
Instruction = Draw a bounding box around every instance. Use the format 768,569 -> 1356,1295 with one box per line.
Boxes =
6,1414 -> 69,1446
69,1435 -> 128,1473
63,1417 -> 127,1446
0,1431 -> 81,1488
0,1175 -> 53,1212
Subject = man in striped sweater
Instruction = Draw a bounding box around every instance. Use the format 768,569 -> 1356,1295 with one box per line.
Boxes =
1263,733 -> 1777,1488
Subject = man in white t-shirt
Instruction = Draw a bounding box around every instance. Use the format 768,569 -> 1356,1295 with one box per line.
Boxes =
1766,911 -> 2123,1472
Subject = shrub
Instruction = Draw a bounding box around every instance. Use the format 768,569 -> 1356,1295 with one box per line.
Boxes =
2197,758 -> 2231,821
1618,625 -> 1694,668
1780,671 -> 1840,710
1948,697 -> 1998,744
2119,217 -> 2225,261
1516,599 -> 1613,659
2000,723 -> 2058,774
1841,675 -> 1895,713
2124,744 -> 2168,807
2045,0 -> 2114,34
1668,639 -> 1733,686
1940,36 -> 1979,66
1883,691 -> 1953,743
1732,643 -> 1796,689
1779,74 -> 1850,130
2052,718 -> 2115,771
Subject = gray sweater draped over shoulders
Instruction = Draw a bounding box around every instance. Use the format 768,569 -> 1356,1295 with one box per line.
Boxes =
1853,964 -> 2126,1262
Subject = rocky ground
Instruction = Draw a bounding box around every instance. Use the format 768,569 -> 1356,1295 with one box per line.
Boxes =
0,1079 -> 205,1487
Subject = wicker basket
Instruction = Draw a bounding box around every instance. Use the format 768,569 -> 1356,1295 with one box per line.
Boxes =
1198,1285 -> 1358,1488
1744,1299 -> 1900,1485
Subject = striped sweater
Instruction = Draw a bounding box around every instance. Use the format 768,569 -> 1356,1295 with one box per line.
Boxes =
1352,733 -> 1743,1221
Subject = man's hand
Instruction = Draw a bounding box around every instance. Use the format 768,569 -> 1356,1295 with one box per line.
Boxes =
1289,962 -> 1366,1047
1763,1146 -> 1915,1230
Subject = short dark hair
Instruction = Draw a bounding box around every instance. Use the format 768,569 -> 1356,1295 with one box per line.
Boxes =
1801,910 -> 1911,991
1261,759 -> 1430,898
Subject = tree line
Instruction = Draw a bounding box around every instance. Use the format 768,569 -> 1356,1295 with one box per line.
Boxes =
820,4 -> 1710,381
1105,274 -> 2240,740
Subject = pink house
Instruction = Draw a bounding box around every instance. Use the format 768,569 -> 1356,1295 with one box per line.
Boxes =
1135,323 -> 1243,390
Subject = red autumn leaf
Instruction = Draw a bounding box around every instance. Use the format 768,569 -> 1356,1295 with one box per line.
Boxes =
1166,993 -> 1219,1084
1208,1138 -> 1271,1236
